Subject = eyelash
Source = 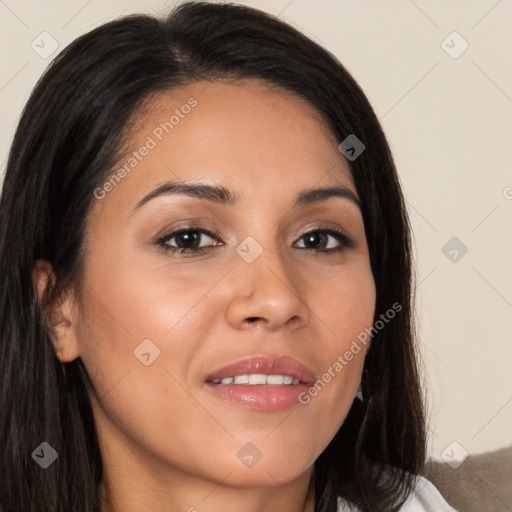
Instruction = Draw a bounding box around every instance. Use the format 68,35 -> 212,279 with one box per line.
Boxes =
156,224 -> 355,256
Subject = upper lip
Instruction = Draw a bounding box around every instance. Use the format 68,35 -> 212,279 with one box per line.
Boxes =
204,355 -> 316,384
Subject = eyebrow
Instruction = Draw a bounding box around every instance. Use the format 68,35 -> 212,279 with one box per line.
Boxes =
133,180 -> 362,212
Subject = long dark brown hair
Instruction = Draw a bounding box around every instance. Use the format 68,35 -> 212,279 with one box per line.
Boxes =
0,2 -> 426,511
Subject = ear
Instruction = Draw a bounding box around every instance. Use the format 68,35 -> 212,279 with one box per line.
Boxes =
32,259 -> 81,362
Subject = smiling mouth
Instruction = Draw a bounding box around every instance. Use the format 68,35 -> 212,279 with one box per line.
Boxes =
203,354 -> 316,386
202,355 -> 315,412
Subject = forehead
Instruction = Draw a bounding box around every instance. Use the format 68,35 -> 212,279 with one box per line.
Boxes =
95,79 -> 356,217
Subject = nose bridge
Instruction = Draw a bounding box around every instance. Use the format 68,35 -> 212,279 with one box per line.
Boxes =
231,196 -> 300,295
233,199 -> 288,270
238,233 -> 295,293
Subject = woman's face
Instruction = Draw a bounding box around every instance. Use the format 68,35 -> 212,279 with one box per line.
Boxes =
65,80 -> 376,488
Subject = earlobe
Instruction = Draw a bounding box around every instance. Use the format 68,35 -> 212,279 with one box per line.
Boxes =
32,259 -> 81,362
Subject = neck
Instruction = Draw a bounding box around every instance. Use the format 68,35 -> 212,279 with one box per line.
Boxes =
99,466 -> 316,512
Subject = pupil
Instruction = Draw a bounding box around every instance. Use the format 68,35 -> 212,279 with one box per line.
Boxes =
305,232 -> 325,248
177,231 -> 199,248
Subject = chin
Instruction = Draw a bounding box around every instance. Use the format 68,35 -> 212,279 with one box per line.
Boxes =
221,462 -> 310,488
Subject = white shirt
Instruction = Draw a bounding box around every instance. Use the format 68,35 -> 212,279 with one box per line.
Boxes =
337,475 -> 457,511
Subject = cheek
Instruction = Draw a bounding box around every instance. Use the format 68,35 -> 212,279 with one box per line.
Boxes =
315,262 -> 376,349
300,263 -> 375,419
74,259 -> 224,476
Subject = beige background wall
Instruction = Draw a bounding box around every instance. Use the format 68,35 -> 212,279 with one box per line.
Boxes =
1,0 -> 511,463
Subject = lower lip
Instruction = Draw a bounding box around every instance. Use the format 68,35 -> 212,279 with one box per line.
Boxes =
204,382 -> 310,412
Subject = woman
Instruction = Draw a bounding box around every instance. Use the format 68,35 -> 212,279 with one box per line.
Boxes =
0,2 -> 457,511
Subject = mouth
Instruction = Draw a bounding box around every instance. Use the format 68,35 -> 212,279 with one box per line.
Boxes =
203,355 -> 316,412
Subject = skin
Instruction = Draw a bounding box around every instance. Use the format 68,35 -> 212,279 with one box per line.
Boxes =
33,79 -> 376,512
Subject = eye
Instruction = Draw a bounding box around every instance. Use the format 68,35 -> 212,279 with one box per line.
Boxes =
156,228 -> 223,254
295,228 -> 354,252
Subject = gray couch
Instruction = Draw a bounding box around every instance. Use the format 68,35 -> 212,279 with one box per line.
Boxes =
425,446 -> 512,512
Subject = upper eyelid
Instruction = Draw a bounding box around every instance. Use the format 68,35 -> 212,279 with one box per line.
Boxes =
157,227 -> 220,243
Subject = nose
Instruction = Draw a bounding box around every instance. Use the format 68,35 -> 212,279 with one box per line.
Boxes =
224,241 -> 310,331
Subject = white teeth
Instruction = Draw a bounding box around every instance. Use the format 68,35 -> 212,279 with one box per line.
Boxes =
212,374 -> 300,385
266,374 -> 287,385
249,374 -> 267,385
